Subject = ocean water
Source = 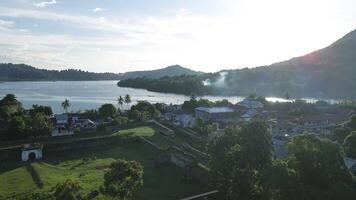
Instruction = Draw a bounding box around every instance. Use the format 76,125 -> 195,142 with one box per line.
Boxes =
0,81 -> 332,114
0,81 -> 243,113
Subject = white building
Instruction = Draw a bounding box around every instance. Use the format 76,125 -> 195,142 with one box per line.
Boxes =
21,144 -> 43,161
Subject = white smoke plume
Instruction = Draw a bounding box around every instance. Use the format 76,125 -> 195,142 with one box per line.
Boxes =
202,71 -> 228,88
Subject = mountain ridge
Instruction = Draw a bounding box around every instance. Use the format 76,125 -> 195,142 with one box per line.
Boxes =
118,28 -> 356,99
119,64 -> 203,80
0,63 -> 202,81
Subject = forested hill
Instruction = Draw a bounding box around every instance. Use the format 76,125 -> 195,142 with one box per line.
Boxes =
0,63 -> 121,81
119,65 -> 203,80
118,29 -> 356,99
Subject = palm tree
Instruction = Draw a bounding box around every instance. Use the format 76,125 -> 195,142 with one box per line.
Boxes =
118,96 -> 124,110
61,99 -> 70,113
124,94 -> 131,110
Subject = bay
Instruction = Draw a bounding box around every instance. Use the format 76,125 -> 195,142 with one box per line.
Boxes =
0,81 -> 332,114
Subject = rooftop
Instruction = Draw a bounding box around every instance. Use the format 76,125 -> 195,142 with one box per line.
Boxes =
196,107 -> 234,114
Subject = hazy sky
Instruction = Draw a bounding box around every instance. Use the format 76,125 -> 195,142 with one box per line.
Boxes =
0,0 -> 355,73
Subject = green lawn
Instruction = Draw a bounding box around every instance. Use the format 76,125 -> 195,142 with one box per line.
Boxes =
112,126 -> 174,150
0,142 -> 204,200
112,126 -> 155,137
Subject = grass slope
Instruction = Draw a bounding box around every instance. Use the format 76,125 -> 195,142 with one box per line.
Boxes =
0,140 -> 204,199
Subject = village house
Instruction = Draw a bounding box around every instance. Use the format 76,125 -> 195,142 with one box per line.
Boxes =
51,113 -> 97,136
195,106 -> 235,121
236,98 -> 264,109
51,113 -> 73,136
71,115 -> 97,132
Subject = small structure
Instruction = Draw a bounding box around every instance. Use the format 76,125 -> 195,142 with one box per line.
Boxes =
174,114 -> 196,128
241,109 -> 259,121
237,98 -> 264,109
21,143 -> 43,161
344,157 -> 356,169
195,107 -> 234,121
52,113 -> 73,136
72,118 -> 97,132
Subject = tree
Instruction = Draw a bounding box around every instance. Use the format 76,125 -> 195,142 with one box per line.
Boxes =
82,109 -> 99,120
347,115 -> 356,130
53,179 -> 83,200
332,126 -> 352,143
0,94 -> 19,106
288,134 -> 355,200
7,116 -> 26,139
0,94 -> 23,121
239,120 -> 272,169
99,104 -> 117,118
61,99 -> 70,113
261,159 -> 300,200
104,159 -> 143,199
130,101 -> 157,120
130,110 -> 142,122
31,113 -> 52,137
118,96 -> 124,110
208,120 -> 272,200
113,116 -> 128,127
124,94 -> 131,110
30,104 -> 53,117
344,131 -> 356,159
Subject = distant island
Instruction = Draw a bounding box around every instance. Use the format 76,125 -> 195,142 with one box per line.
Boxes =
0,63 -> 202,82
118,29 -> 356,99
119,65 -> 203,80
0,63 -> 121,81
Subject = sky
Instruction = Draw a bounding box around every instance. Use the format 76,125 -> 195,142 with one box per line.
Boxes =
0,0 -> 355,73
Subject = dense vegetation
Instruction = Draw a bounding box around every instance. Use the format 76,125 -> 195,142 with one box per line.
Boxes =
0,63 -> 121,81
118,29 -> 356,99
0,94 -> 53,141
208,120 -> 356,200
118,75 -> 213,95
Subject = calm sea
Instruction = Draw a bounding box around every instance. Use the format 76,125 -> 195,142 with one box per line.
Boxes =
0,81 -> 328,114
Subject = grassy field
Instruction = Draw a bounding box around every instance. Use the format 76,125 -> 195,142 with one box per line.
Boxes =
113,126 -> 175,150
0,136 -> 205,199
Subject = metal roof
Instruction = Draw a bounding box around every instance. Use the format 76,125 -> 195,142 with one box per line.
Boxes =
195,107 -> 234,113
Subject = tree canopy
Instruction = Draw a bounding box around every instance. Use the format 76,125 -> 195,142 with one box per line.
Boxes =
99,104 -> 117,118
103,159 -> 143,199
344,131 -> 356,159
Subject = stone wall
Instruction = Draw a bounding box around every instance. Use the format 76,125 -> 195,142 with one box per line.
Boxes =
184,163 -> 210,185
155,146 -> 196,168
44,136 -> 137,154
0,136 -> 137,162
0,146 -> 21,161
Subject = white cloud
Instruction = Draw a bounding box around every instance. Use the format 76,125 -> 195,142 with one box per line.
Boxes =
0,19 -> 14,29
93,7 -> 104,13
0,0 -> 356,72
35,0 -> 57,8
